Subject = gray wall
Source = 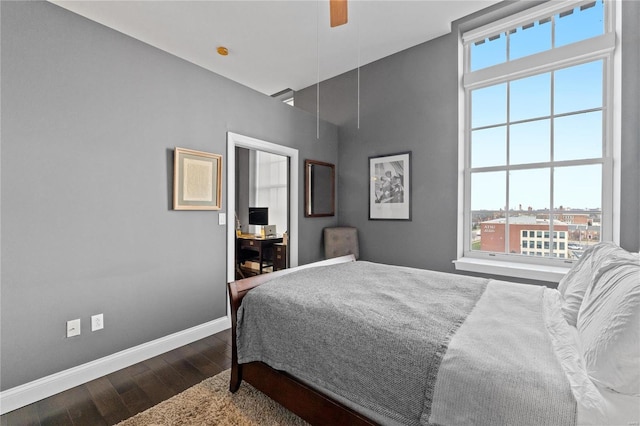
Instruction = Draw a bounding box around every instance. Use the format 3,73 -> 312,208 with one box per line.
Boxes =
297,1 -> 640,277
0,1 -> 338,390
620,0 -> 640,252
236,148 -> 251,231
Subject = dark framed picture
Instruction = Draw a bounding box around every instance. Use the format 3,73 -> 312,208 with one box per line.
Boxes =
369,151 -> 411,220
173,147 -> 222,210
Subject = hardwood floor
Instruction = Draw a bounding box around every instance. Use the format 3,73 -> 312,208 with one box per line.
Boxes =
1,329 -> 233,426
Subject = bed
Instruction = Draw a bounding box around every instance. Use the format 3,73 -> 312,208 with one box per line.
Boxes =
228,242 -> 640,425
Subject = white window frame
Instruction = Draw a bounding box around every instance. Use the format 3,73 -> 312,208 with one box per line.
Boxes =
455,0 -> 622,282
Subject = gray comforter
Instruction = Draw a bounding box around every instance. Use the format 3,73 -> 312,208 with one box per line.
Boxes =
237,261 -> 578,425
237,261 -> 488,424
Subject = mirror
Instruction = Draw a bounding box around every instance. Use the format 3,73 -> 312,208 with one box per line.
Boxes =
304,159 -> 335,217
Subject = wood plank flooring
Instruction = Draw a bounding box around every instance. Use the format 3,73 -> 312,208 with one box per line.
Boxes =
1,329 -> 233,426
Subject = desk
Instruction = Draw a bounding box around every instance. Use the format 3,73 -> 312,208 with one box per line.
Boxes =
237,234 -> 283,275
273,243 -> 287,271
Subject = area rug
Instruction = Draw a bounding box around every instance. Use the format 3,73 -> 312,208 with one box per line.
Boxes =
117,369 -> 308,425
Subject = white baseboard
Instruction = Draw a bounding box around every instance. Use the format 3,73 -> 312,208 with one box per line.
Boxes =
0,316 -> 231,415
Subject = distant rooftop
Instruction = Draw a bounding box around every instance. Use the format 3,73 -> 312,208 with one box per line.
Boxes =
483,215 -> 568,226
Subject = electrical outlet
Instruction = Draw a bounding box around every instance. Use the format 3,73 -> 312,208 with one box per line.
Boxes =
91,313 -> 104,331
67,319 -> 81,338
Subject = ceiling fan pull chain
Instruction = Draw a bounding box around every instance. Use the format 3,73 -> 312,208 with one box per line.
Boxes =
357,1 -> 360,130
316,0 -> 320,139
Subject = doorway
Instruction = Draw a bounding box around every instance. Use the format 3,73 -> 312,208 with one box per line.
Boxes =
226,132 -> 299,284
235,148 -> 287,277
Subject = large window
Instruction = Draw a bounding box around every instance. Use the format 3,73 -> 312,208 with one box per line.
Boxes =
457,0 -> 619,280
250,151 -> 289,235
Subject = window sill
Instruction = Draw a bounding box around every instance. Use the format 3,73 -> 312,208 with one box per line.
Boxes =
453,257 -> 571,283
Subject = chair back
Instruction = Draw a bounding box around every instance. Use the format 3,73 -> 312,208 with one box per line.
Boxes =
324,227 -> 359,260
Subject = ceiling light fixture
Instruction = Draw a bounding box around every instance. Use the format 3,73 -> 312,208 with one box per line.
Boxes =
217,46 -> 229,56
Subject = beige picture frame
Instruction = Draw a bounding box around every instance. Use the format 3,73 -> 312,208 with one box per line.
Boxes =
173,147 -> 222,210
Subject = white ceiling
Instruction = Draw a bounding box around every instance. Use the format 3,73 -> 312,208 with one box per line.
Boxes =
50,0 -> 501,96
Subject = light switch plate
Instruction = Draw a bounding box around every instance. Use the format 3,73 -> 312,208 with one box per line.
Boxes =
218,213 -> 226,225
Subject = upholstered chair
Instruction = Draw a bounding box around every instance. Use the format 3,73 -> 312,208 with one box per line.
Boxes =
323,227 -> 359,260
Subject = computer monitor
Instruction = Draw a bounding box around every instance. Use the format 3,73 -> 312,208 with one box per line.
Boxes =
248,207 -> 268,225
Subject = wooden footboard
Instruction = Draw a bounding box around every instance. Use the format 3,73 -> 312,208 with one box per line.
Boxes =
227,255 -> 375,425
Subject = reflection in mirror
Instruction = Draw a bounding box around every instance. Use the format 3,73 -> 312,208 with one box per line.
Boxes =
305,159 -> 335,217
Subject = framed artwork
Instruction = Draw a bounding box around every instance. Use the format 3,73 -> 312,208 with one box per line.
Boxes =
173,147 -> 222,210
369,151 -> 411,220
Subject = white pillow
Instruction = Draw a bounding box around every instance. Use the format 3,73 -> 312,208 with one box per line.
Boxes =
577,255 -> 640,396
557,244 -> 597,326
557,242 -> 632,327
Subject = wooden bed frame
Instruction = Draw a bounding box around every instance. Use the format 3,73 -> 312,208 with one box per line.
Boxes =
228,255 -> 376,425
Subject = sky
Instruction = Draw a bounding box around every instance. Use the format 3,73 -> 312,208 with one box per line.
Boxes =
468,1 -> 605,212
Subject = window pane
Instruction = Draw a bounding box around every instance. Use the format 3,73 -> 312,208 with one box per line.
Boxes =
471,126 -> 507,168
554,61 -> 603,114
554,164 -> 602,257
472,171 -> 506,211
555,1 -> 605,48
510,119 -> 550,165
509,168 -> 550,256
510,73 -> 550,121
472,84 -> 507,128
510,19 -> 552,61
471,171 -> 506,253
470,32 -> 507,71
554,111 -> 602,161
509,168 -> 549,212
554,165 -> 601,211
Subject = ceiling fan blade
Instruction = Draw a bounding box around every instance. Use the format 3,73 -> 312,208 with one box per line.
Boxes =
330,0 -> 348,27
